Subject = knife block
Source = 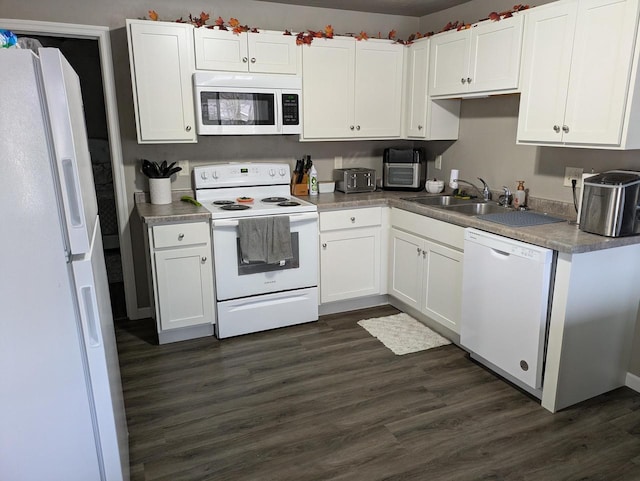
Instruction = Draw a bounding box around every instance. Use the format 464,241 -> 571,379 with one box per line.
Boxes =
291,174 -> 309,196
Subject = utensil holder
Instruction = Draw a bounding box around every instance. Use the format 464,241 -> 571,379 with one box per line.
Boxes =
149,178 -> 172,205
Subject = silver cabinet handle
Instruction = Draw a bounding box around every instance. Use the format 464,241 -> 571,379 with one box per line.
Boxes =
350,217 -> 356,223
251,57 -> 256,63
356,125 -> 361,131
417,247 -> 422,255
562,125 -> 569,133
242,57 -> 248,63
418,125 -> 423,130
185,125 -> 192,132
422,251 -> 427,259
201,256 -> 207,263
178,233 -> 184,240
553,125 -> 561,133
461,78 -> 467,84
350,125 -> 355,130
322,243 -> 327,248
467,77 -> 472,84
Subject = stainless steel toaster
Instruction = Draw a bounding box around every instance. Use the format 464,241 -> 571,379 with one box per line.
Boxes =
580,170 -> 640,237
334,168 -> 377,193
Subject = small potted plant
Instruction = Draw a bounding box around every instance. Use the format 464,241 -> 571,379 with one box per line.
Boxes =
141,159 -> 182,205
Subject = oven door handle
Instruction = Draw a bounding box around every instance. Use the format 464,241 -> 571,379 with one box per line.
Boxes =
212,212 -> 318,228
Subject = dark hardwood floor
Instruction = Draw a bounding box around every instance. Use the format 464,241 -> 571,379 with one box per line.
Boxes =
116,305 -> 640,481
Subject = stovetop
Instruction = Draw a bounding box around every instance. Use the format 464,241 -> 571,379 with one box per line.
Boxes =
194,163 -> 317,219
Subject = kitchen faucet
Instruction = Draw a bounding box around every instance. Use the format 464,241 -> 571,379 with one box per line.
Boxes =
499,186 -> 512,207
456,178 -> 492,201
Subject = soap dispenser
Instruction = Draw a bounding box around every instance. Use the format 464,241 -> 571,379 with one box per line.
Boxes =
514,181 -> 526,209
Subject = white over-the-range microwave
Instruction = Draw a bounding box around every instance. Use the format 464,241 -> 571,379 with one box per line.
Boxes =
193,72 -> 302,135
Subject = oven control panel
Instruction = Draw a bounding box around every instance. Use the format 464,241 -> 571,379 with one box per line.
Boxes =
194,163 -> 291,189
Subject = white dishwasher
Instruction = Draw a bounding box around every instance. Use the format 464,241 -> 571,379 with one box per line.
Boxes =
460,228 -> 554,394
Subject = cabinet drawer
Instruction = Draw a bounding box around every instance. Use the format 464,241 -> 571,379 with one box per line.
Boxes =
153,222 -> 210,249
320,207 -> 382,231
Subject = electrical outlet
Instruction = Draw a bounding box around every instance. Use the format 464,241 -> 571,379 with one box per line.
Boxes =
435,155 -> 442,170
564,166 -> 583,187
176,160 -> 189,176
334,156 -> 343,169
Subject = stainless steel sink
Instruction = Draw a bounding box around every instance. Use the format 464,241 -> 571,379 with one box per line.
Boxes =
402,195 -> 473,206
443,202 -> 511,216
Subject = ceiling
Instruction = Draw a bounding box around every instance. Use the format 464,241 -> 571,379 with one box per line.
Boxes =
256,0 -> 473,17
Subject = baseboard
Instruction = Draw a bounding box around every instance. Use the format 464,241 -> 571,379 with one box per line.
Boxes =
625,372 -> 640,393
319,295 -> 389,316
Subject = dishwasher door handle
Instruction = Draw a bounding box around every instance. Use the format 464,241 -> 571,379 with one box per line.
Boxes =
490,248 -> 510,258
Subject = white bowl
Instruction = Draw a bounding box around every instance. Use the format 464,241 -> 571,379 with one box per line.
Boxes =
426,180 -> 445,194
318,181 -> 335,193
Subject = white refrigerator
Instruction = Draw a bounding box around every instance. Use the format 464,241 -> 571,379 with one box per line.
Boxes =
0,48 -> 129,480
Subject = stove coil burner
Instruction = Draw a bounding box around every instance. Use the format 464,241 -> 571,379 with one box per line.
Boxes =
213,200 -> 235,205
278,201 -> 301,207
261,197 -> 289,203
220,204 -> 251,211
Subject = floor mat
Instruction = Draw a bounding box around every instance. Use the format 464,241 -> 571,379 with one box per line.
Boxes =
358,312 -> 451,355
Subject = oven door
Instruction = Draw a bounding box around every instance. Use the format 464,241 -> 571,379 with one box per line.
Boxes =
212,212 -> 318,300
196,87 -> 281,135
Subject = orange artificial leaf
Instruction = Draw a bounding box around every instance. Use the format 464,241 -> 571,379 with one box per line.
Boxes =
314,30 -> 323,38
229,18 -> 240,28
200,12 -> 210,23
407,33 -> 416,43
215,16 -> 225,27
148,10 -> 159,21
324,25 -> 334,38
388,29 -> 397,40
415,32 -> 423,39
488,12 -> 500,21
502,11 -> 513,18
356,31 -> 369,41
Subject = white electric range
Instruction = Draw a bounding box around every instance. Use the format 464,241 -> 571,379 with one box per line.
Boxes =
194,163 -> 319,338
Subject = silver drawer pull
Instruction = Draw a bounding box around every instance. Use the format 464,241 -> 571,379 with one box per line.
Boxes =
553,125 -> 561,133
417,247 -> 422,255
201,256 -> 207,263
178,233 -> 185,241
461,78 -> 467,84
562,125 -> 569,133
350,217 -> 356,222
322,243 -> 327,248
251,57 -> 256,63
242,57 -> 248,63
467,77 -> 472,84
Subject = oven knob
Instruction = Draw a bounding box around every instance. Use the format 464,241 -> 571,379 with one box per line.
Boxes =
200,171 -> 208,180
269,169 -> 276,177
212,170 -> 218,179
279,168 -> 286,177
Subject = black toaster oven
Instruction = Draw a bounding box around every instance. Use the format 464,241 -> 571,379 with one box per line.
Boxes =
382,148 -> 426,191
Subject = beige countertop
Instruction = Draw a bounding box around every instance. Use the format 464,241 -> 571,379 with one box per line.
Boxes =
135,189 -> 640,254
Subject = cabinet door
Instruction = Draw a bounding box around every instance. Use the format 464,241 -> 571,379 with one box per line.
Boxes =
517,2 -> 577,143
563,0 -> 640,145
388,228 -> 423,310
154,245 -> 214,330
302,37 -> 356,139
429,29 -> 470,97
422,241 -> 463,334
247,32 -> 298,74
404,40 -> 429,138
320,228 -> 380,303
127,21 -> 196,143
194,28 -> 249,71
354,40 -> 403,138
468,15 -> 524,94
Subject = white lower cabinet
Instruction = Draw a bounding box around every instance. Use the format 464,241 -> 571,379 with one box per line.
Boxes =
389,209 -> 464,334
319,207 -> 388,304
148,222 -> 215,335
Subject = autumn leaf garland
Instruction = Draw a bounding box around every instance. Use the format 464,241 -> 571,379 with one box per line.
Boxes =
145,4 -> 531,45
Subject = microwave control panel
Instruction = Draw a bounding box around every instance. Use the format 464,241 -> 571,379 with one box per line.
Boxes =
282,94 -> 299,125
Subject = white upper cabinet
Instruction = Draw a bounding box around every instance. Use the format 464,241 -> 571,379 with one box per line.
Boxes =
126,20 -> 197,143
403,37 -> 460,140
518,0 -> 640,148
194,28 -> 299,74
302,37 -> 404,140
429,15 -> 524,98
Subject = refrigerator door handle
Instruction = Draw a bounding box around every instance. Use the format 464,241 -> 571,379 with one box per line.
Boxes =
79,285 -> 102,347
62,157 -> 83,227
